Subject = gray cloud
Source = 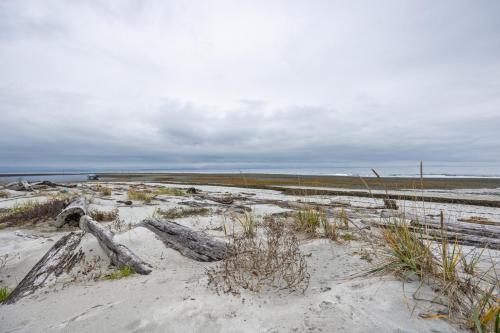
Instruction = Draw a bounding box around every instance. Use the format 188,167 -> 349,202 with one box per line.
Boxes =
0,0 -> 499,170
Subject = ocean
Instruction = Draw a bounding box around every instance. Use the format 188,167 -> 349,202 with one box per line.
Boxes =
1,162 -> 500,182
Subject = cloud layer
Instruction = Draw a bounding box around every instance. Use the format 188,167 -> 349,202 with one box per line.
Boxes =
1,1 -> 499,169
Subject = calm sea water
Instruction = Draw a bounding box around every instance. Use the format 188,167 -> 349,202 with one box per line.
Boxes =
1,162 -> 500,182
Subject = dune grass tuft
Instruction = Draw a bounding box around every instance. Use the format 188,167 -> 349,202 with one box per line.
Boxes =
154,187 -> 185,196
97,185 -> 112,196
295,208 -> 326,235
127,189 -> 155,203
236,212 -> 257,238
369,165 -> 499,332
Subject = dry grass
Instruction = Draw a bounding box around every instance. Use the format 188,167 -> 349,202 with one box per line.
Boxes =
235,212 -> 257,238
154,207 -> 210,219
207,218 -> 310,295
154,187 -> 185,196
0,190 -> 8,198
96,185 -> 112,196
127,189 -> 155,203
368,165 -> 500,332
360,163 -> 500,333
378,216 -> 499,332
90,208 -> 119,222
0,196 -> 71,225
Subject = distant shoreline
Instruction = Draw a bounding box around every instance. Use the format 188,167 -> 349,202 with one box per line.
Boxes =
1,172 -> 500,190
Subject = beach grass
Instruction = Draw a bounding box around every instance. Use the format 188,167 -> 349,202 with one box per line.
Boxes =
0,286 -> 11,302
127,189 -> 155,203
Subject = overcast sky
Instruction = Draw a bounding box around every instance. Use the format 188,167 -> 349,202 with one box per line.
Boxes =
1,0 -> 499,170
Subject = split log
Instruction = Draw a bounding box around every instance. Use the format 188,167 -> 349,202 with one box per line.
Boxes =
79,216 -> 152,274
140,218 -> 227,261
3,232 -> 84,304
55,197 -> 88,227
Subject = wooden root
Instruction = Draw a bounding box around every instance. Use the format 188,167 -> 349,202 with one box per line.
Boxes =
79,216 -> 152,274
54,197 -> 88,228
140,218 -> 227,261
3,232 -> 84,304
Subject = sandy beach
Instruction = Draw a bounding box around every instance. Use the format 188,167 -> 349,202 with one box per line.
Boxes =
0,177 -> 498,332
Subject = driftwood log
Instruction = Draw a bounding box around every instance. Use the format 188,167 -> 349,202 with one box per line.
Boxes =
5,181 -> 33,192
3,232 -> 84,304
55,197 -> 88,227
140,218 -> 227,261
79,216 -> 152,274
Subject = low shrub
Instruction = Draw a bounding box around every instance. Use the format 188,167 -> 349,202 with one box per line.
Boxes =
207,219 -> 310,295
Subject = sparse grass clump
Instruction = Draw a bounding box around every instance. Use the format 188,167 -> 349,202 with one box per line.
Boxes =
0,196 -> 71,225
96,185 -> 112,196
321,216 -> 338,240
207,219 -> 310,294
295,208 -> 326,235
0,190 -> 8,198
0,286 -> 11,302
236,212 -> 257,238
376,206 -> 499,331
154,207 -> 210,219
154,187 -> 185,196
127,189 -> 155,203
103,266 -> 135,280
378,220 -> 435,277
90,208 -> 119,222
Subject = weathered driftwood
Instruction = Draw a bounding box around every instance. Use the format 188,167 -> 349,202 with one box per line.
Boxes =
31,181 -> 77,189
201,194 -> 235,205
370,219 -> 500,249
55,197 -> 88,227
140,218 -> 227,261
5,181 -> 32,191
3,232 -> 84,304
79,215 -> 152,274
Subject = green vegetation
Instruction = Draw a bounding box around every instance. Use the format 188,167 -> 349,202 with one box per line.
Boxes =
320,216 -> 338,240
0,286 -> 11,302
103,266 -> 135,280
295,208 -> 327,235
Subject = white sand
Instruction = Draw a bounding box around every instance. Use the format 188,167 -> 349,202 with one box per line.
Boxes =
2,182 -> 496,332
